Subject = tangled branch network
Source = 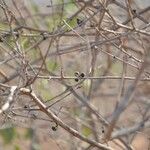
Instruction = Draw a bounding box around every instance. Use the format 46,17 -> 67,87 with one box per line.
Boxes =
0,0 -> 150,149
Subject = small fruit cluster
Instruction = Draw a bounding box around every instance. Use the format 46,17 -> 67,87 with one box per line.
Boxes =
74,72 -> 85,82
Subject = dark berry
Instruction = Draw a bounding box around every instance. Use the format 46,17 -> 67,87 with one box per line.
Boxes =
102,129 -> 105,133
16,32 -> 19,38
75,78 -> 79,82
80,73 -> 85,78
132,9 -> 136,14
43,35 -> 46,40
129,55 -> 132,58
77,18 -> 83,26
74,72 -> 79,77
24,105 -> 28,109
0,38 -> 3,42
51,126 -> 57,131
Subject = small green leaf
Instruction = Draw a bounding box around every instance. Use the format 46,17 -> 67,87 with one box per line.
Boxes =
14,145 -> 20,150
46,60 -> 58,71
64,1 -> 78,15
111,62 -> 123,75
22,38 -> 30,49
68,17 -> 77,28
82,126 -> 92,137
63,17 -> 78,31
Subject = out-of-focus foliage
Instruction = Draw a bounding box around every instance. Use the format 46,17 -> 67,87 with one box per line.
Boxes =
24,128 -> 34,139
14,145 -> 21,150
0,128 -> 16,144
37,79 -> 52,100
82,125 -> 92,137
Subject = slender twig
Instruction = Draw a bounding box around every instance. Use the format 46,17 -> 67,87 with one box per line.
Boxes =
20,88 -> 113,150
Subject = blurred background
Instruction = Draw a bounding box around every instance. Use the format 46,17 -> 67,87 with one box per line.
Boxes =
0,0 -> 150,150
